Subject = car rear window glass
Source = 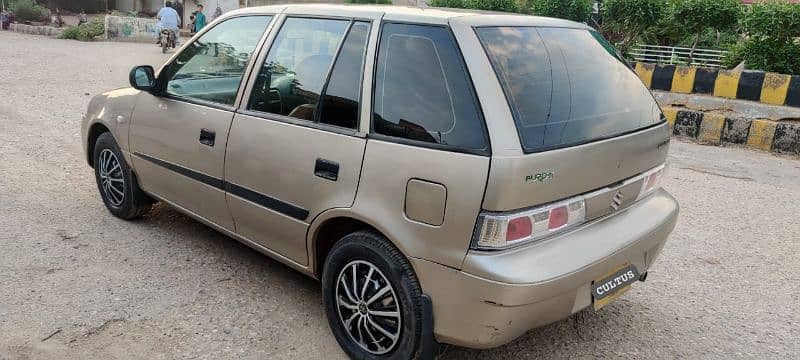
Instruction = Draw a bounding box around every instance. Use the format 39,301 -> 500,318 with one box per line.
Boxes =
373,23 -> 488,153
476,27 -> 662,153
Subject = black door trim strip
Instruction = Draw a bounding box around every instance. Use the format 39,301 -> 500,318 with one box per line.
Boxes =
135,152 -> 225,190
224,182 -> 309,221
133,152 -> 309,221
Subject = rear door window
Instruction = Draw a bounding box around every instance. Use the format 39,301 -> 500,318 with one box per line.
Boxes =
476,27 -> 663,153
372,23 -> 488,153
249,17 -> 350,121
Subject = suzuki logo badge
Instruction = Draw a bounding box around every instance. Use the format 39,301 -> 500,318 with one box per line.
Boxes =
610,191 -> 624,211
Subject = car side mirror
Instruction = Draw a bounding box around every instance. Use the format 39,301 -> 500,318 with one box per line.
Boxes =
129,65 -> 156,92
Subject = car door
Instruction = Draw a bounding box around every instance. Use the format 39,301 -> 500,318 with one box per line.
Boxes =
224,17 -> 374,266
129,15 -> 275,230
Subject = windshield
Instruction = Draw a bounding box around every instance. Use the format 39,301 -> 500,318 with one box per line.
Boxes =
476,27 -> 663,153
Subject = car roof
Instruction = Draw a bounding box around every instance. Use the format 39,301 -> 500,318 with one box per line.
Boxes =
224,4 -> 588,28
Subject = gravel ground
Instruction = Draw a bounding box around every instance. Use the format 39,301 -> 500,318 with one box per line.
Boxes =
1,31 -> 799,360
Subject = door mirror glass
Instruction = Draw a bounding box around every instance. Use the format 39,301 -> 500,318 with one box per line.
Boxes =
129,65 -> 156,91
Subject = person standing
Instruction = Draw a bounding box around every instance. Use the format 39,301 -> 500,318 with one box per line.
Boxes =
194,4 -> 206,33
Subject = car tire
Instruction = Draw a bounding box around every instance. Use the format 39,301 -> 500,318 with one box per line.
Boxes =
93,132 -> 153,219
322,231 -> 423,360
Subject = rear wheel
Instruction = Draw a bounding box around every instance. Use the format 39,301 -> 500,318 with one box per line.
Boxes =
322,231 -> 423,359
93,132 -> 152,219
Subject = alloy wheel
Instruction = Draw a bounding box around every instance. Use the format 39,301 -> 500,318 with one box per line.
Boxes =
335,260 -> 402,355
98,149 -> 125,207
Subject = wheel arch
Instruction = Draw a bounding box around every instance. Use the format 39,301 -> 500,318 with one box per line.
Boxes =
308,210 -> 407,279
87,122 -> 111,168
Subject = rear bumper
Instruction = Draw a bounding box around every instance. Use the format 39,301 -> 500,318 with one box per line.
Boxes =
410,189 -> 679,349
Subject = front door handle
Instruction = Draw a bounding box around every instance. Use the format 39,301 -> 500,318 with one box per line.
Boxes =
199,128 -> 215,147
314,158 -> 339,181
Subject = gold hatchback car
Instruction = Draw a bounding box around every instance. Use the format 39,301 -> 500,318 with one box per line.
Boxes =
82,4 -> 679,358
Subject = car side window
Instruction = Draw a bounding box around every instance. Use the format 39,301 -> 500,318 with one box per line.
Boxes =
318,21 -> 370,129
160,16 -> 273,106
372,23 -> 487,152
248,17 -> 351,122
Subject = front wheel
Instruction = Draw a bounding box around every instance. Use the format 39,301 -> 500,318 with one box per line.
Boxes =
93,132 -> 153,219
322,231 -> 423,359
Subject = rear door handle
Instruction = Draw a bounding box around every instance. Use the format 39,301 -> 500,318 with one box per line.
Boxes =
199,128 -> 215,147
314,158 -> 339,181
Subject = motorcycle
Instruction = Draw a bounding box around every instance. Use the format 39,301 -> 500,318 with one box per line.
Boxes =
159,29 -> 177,53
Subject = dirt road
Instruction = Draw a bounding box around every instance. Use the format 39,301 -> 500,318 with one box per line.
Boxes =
1,32 -> 798,359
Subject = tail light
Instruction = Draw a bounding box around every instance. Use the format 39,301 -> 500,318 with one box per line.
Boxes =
636,164 -> 665,200
472,197 -> 586,250
473,163 -> 666,251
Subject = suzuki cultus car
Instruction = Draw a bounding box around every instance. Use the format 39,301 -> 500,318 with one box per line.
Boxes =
82,4 -> 678,358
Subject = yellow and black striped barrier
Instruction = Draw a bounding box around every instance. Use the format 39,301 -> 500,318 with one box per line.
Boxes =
661,106 -> 800,155
634,63 -> 800,107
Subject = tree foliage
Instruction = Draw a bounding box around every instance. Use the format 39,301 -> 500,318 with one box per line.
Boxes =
10,0 -> 49,22
528,0 -> 593,22
429,0 -> 519,13
601,0 -> 665,54
672,0 -> 740,57
726,1 -> 800,74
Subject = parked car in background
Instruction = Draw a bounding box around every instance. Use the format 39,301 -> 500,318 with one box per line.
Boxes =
82,5 -> 679,358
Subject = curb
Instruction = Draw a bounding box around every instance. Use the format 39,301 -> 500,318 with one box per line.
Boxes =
8,23 -> 64,37
634,63 -> 800,108
662,106 -> 800,155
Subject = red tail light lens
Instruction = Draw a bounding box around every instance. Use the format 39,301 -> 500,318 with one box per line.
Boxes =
473,198 -> 586,250
506,216 -> 533,241
637,165 -> 665,200
548,206 -> 569,230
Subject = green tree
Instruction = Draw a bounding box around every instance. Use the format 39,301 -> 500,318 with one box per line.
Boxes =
672,0 -> 740,61
601,0 -> 666,55
726,1 -> 800,74
528,0 -> 593,22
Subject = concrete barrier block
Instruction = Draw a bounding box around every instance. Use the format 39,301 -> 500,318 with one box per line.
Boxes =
786,76 -> 800,108
746,119 -> 778,151
662,107 -> 678,131
652,64 -> 676,91
736,70 -> 766,102
772,123 -> 800,155
714,70 -> 741,99
693,67 -> 719,94
671,66 -> 697,94
698,113 -> 725,143
635,63 -> 655,89
674,110 -> 703,138
760,72 -> 791,105
722,117 -> 752,144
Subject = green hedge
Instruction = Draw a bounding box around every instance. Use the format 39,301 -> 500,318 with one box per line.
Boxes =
429,0 -> 519,12
58,19 -> 105,41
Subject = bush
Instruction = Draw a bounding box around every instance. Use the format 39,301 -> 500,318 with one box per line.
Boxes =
726,39 -> 800,74
528,0 -> 593,22
11,0 -> 48,23
59,18 -> 105,41
430,0 -> 519,13
729,1 -> 800,74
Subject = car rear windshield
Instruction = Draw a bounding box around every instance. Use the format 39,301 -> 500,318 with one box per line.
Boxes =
476,26 -> 663,153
